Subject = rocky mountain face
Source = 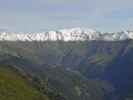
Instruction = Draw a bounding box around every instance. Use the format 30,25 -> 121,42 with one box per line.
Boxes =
0,28 -> 133,41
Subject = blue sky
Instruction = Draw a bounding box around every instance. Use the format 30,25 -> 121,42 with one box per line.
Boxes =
0,0 -> 133,32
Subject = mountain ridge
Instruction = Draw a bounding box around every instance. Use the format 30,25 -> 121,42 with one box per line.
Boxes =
0,28 -> 133,41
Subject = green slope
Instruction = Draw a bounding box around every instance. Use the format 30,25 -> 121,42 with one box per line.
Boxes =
0,65 -> 49,100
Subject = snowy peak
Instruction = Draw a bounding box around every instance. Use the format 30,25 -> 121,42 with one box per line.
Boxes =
0,28 -> 132,41
56,28 -> 99,41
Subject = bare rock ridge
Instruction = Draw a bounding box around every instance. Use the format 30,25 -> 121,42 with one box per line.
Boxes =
0,28 -> 133,41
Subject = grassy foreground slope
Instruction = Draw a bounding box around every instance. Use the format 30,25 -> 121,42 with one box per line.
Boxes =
0,65 -> 49,100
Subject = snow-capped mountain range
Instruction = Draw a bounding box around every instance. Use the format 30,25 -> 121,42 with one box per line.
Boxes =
0,28 -> 133,41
